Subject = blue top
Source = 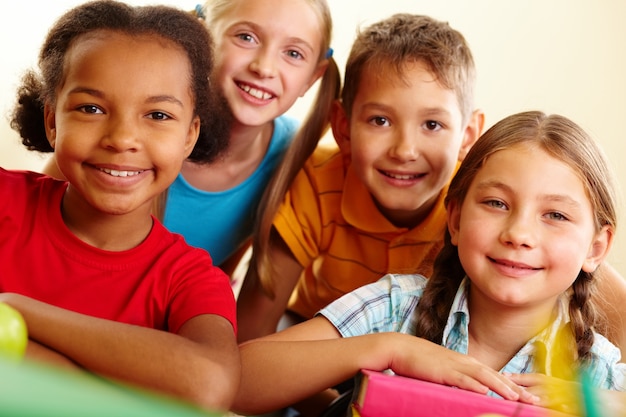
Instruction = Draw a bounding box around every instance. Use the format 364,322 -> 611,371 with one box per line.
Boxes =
163,115 -> 298,265
320,273 -> 626,393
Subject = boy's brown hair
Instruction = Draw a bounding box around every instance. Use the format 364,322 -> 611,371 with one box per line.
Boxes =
341,13 -> 476,124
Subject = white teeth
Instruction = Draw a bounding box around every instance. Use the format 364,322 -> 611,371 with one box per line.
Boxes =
239,83 -> 273,100
386,172 -> 417,180
101,168 -> 143,177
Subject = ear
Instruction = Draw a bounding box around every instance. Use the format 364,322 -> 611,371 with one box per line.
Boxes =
44,103 -> 57,149
446,199 -> 462,247
582,225 -> 614,273
183,116 -> 201,158
457,109 -> 485,162
330,100 -> 351,157
299,59 -> 329,97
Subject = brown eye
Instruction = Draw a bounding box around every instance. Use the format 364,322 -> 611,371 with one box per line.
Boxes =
78,105 -> 102,114
148,112 -> 171,121
423,120 -> 442,131
369,116 -> 389,127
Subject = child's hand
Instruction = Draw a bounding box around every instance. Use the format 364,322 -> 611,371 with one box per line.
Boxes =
506,373 -> 582,415
384,334 -> 538,404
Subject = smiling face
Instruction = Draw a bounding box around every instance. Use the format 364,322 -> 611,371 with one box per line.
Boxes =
335,61 -> 476,228
45,31 -> 199,218
448,143 -> 610,314
209,0 -> 326,128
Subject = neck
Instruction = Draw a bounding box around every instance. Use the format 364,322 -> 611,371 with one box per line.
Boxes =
225,121 -> 274,163
181,121 -> 274,191
466,289 -> 556,370
61,187 -> 153,251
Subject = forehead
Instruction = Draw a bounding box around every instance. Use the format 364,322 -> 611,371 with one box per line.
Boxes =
66,31 -> 189,74
61,31 -> 194,101
216,0 -> 323,45
476,144 -> 586,194
70,30 -> 184,55
352,60 -> 461,114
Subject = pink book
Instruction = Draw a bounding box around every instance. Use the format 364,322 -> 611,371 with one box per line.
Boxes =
352,369 -> 556,417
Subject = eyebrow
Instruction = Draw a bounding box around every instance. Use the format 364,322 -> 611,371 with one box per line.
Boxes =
68,87 -> 185,107
232,21 -> 316,54
475,180 -> 582,208
359,102 -> 452,117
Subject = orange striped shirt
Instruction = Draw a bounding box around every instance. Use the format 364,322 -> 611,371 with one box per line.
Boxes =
274,144 -> 449,319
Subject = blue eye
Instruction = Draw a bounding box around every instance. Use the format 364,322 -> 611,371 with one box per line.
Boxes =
547,212 -> 568,221
485,200 -> 507,210
236,33 -> 255,44
286,49 -> 303,60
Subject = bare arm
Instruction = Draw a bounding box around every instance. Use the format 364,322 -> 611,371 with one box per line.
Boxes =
26,339 -> 80,369
237,229 -> 303,342
233,316 -> 536,415
595,262 -> 626,360
1,293 -> 240,412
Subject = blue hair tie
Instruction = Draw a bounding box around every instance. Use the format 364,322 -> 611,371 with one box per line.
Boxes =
325,48 -> 333,59
194,4 -> 206,20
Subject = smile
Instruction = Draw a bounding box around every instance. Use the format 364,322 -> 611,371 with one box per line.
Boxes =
99,168 -> 144,177
237,83 -> 274,100
489,257 -> 541,271
381,171 -> 423,180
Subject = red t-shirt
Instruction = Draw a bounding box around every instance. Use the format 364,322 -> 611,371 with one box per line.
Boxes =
0,168 -> 236,334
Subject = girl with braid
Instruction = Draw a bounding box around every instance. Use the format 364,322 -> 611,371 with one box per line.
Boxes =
232,111 -> 624,416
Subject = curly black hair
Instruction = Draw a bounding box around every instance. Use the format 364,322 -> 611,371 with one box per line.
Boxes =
10,0 -> 230,163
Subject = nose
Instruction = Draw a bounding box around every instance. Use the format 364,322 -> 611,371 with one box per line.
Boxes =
500,212 -> 536,249
101,115 -> 140,152
249,47 -> 278,78
388,128 -> 419,162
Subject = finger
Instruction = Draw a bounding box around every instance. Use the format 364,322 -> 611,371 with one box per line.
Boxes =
505,372 -> 547,387
472,370 -> 541,404
447,368 -> 525,402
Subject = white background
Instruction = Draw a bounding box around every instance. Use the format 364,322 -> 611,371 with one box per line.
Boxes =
1,0 -> 624,275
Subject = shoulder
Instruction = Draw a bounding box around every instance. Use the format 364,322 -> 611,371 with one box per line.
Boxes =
263,115 -> 300,163
148,220 -> 219,269
275,114 -> 300,134
585,332 -> 626,390
147,222 -> 236,333
287,142 -> 342,196
308,141 -> 341,167
271,115 -> 299,149
295,142 -> 343,188
0,168 -> 66,198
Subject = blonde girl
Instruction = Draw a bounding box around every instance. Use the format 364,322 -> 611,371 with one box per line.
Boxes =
160,0 -> 338,273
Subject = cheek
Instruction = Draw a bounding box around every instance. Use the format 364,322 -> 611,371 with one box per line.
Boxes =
295,65 -> 321,95
349,140 -> 379,172
430,149 -> 458,176
457,214 -> 492,246
52,134 -> 85,160
548,236 -> 592,267
213,51 -> 238,83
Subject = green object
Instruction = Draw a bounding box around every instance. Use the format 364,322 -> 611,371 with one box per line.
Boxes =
0,357 -> 224,417
580,369 -> 601,417
0,302 -> 28,361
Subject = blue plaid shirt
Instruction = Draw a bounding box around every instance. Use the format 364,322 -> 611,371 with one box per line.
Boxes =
319,273 -> 626,393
